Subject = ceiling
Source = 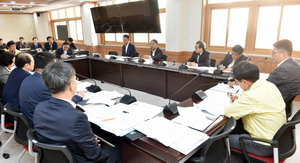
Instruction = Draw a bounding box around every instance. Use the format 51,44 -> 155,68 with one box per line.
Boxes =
0,0 -> 111,13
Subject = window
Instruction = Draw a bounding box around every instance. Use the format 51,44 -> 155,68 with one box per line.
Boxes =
50,7 -> 83,42
204,0 -> 300,56
101,0 -> 166,47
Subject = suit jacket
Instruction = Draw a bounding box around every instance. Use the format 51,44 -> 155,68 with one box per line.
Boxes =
2,68 -> 31,121
267,58 -> 300,100
217,54 -> 248,68
187,50 -> 211,67
0,43 -> 7,49
55,47 -> 73,58
70,43 -> 77,50
16,41 -> 27,50
44,42 -> 58,51
33,97 -> 102,162
0,65 -> 10,84
19,72 -> 83,125
29,43 -> 43,50
122,43 -> 136,57
150,47 -> 164,61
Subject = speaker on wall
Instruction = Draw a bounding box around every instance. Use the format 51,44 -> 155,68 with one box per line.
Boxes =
37,12 -> 40,17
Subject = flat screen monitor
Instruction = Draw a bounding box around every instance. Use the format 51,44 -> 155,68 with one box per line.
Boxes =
91,0 -> 161,33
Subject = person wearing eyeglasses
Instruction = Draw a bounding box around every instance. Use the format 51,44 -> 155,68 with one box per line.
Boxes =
267,39 -> 300,100
217,44 -> 248,71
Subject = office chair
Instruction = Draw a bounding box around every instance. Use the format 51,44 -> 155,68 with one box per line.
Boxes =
161,55 -> 168,61
284,92 -> 300,118
188,117 -> 236,163
4,103 -> 34,163
0,102 -> 14,159
135,52 -> 140,57
108,51 -> 118,56
231,109 -> 300,163
27,129 -> 111,163
0,80 -> 4,100
210,59 -> 216,67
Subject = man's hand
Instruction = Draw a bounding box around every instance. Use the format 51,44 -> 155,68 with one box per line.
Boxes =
220,66 -> 226,70
187,62 -> 196,66
77,90 -> 85,98
61,54 -> 68,59
227,81 -> 237,87
95,138 -> 101,146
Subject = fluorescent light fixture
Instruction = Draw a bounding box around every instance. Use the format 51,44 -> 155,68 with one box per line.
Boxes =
58,5 -> 62,7
30,2 -> 34,5
3,4 -> 7,6
21,5 -> 25,7
11,1 -> 15,4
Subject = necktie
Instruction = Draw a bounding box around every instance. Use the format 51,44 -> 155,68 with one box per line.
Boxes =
228,60 -> 236,68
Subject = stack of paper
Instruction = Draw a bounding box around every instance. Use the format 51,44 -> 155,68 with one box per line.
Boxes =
86,90 -> 123,106
172,107 -> 212,131
135,117 -> 209,155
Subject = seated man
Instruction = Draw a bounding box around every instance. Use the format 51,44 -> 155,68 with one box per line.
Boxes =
122,34 -> 136,57
6,41 -> 21,55
55,42 -> 74,59
187,41 -> 210,67
33,62 -> 121,163
217,44 -> 248,71
224,61 -> 286,157
44,36 -> 58,53
267,39 -> 300,100
16,37 -> 27,50
29,37 -> 43,51
67,37 -> 77,50
0,38 -> 7,50
0,50 -> 15,84
149,39 -> 164,61
19,52 -> 84,125
2,53 -> 34,122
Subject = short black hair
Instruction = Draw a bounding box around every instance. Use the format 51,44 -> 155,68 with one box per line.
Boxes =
46,36 -> 54,41
0,38 -> 3,41
196,41 -> 206,50
34,52 -> 55,69
123,34 -> 129,39
7,41 -> 16,48
0,50 -> 15,66
232,44 -> 244,54
233,61 -> 259,83
67,37 -> 73,42
63,41 -> 70,46
32,37 -> 38,41
273,39 -> 293,56
19,37 -> 24,40
42,62 -> 76,94
15,53 -> 32,69
151,39 -> 158,44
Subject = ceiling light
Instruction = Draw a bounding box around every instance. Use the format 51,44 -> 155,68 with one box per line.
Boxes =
58,5 -> 62,7
3,4 -> 7,6
30,2 -> 34,5
21,5 -> 25,7
11,1 -> 15,4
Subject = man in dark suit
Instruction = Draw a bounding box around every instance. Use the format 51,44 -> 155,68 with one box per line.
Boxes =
187,41 -> 210,67
2,53 -> 34,122
33,62 -> 121,163
0,38 -> 7,50
55,41 -> 74,59
19,52 -> 84,125
67,37 -> 77,50
267,39 -> 300,100
217,44 -> 248,71
29,37 -> 43,51
150,39 -> 164,61
44,36 -> 58,53
16,37 -> 27,50
122,34 -> 136,57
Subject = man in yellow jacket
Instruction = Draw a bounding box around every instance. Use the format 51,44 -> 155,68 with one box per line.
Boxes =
6,40 -> 21,55
224,61 -> 286,157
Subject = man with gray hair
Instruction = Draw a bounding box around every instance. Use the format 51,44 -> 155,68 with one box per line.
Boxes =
33,62 -> 121,163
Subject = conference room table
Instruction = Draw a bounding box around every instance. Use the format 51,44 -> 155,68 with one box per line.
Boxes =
62,55 -> 230,162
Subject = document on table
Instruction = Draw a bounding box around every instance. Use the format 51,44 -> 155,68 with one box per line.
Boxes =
135,117 -> 209,155
187,66 -> 217,72
86,90 -> 123,106
172,106 -> 213,131
209,83 -> 241,93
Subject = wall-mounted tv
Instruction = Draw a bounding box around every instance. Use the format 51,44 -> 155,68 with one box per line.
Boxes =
91,0 -> 161,33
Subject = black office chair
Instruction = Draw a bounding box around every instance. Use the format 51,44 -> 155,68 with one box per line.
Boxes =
160,55 -> 168,61
108,51 -> 118,56
0,80 -> 4,100
210,59 -> 216,67
188,117 -> 236,163
231,109 -> 300,163
135,52 -> 140,57
0,101 -> 14,159
284,93 -> 300,118
27,129 -> 110,163
4,103 -> 34,162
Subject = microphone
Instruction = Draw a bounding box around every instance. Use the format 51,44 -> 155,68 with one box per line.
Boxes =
247,58 -> 251,61
164,72 -> 202,114
110,49 -> 122,60
100,80 -> 137,104
88,43 -> 93,56
179,59 -> 189,69
76,73 -> 101,93
91,44 -> 105,57
253,57 -> 268,64
138,49 -> 151,63
192,79 -> 231,99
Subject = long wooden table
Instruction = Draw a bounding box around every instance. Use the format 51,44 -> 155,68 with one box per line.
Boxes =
64,56 -> 229,163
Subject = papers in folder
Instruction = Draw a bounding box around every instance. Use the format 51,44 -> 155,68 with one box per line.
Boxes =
135,117 -> 209,155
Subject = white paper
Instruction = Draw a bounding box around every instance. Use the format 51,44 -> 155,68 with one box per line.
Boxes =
187,66 -> 216,72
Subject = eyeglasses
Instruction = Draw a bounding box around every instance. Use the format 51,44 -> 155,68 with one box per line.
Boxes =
235,80 -> 240,84
271,51 -> 283,55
